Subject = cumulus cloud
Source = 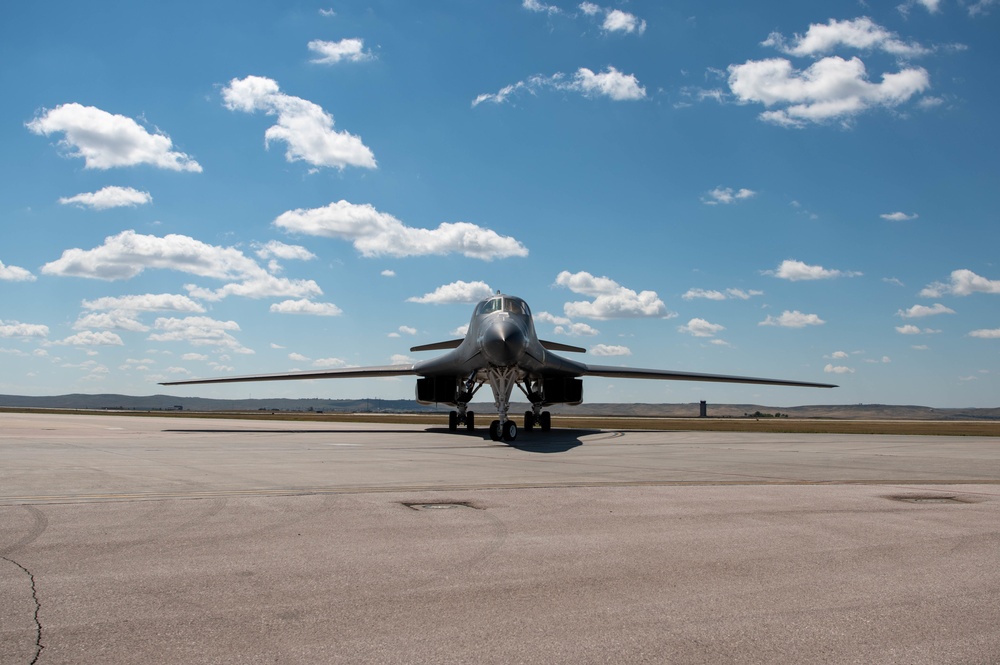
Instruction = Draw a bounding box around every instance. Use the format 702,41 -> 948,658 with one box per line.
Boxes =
313,357 -> 349,368
0,260 -> 35,282
148,316 -> 253,354
682,288 -> 763,301
969,328 -> 1000,339
54,330 -> 124,346
0,320 -> 49,338
920,269 -> 1000,297
269,299 -> 343,316
556,271 -> 670,320
59,186 -> 152,210
728,56 -> 930,127
895,324 -> 941,334
602,9 -> 647,34
253,240 -> 316,261
73,312 -> 149,332
222,75 -> 376,170
759,311 -> 826,328
702,187 -> 756,205
591,344 -> 632,356
82,293 -> 206,313
881,211 -> 918,221
678,318 -> 726,338
407,281 -> 494,304
555,322 -> 600,337
762,17 -> 930,58
274,200 -> 527,260
472,66 -> 646,106
26,103 -> 201,172
764,259 -> 861,281
308,38 -> 375,64
824,364 -> 855,374
523,0 -> 560,14
42,230 -> 321,301
897,303 -> 955,318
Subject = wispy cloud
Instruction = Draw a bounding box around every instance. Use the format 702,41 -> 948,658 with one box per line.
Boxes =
473,66 -> 646,106
59,186 -> 152,210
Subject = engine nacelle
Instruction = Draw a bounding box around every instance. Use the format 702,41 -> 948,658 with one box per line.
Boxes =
415,376 -> 459,405
542,377 -> 583,405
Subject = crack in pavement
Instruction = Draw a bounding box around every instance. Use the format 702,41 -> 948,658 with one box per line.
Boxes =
1,555 -> 43,664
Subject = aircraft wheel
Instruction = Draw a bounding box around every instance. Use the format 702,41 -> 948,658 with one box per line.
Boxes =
502,420 -> 518,442
448,410 -> 458,431
524,411 -> 535,431
540,411 -> 551,432
489,420 -> 502,441
466,411 -> 475,430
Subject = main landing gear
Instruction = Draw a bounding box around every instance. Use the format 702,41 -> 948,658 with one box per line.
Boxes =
447,368 -> 554,443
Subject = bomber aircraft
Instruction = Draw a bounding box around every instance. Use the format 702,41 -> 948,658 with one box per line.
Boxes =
161,292 -> 836,442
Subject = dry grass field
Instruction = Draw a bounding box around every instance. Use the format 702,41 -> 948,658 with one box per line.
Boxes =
5,407 -> 999,437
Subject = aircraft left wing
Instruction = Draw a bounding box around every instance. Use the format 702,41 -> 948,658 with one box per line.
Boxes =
160,364 -> 419,386
579,364 -> 837,389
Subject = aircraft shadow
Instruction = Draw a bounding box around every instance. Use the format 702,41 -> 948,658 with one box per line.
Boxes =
163,426 -> 599,453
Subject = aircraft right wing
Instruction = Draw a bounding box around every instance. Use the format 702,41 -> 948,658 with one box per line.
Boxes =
160,364 -> 419,387
580,364 -> 837,389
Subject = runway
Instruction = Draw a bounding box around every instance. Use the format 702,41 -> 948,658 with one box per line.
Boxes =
2,413 -> 999,663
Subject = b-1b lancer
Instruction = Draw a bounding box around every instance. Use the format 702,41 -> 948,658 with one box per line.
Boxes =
161,293 -> 836,442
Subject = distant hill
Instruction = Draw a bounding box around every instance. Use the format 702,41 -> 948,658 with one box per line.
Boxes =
1,394 -> 997,420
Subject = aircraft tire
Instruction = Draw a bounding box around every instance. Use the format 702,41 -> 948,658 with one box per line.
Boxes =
489,420 -> 502,441
540,411 -> 551,432
502,420 -> 517,441
448,410 -> 458,431
466,411 -> 475,430
524,411 -> 535,431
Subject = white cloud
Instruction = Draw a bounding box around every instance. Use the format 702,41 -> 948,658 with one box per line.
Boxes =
288,352 -> 310,362
381,269 -> 396,277
148,316 -> 253,354
895,324 -> 941,334
407,281 -> 494,304
554,322 -> 600,337
313,357 -> 348,368
591,344 -> 632,356
830,351 -> 849,359
274,200 -> 527,260
523,0 -> 561,14
0,320 -> 49,338
920,269 -> 1000,297
26,103 -> 201,172
73,312 -> 149,332
678,318 -> 725,338
451,324 -> 470,336
43,230 -> 321,301
222,75 -> 376,170
764,259 -> 861,281
883,277 -> 905,287
308,38 -> 375,64
0,260 -> 35,282
253,240 -> 316,261
728,56 -> 930,127
472,66 -> 646,107
59,186 -> 152,210
969,328 -> 1000,339
897,303 -> 955,318
880,211 -> 918,221
824,364 -> 855,374
535,311 -> 572,326
556,270 -> 670,320
759,311 -> 826,328
397,326 -> 418,336
82,293 -> 206,313
55,330 -> 124,346
603,9 -> 646,34
682,287 -> 763,301
762,17 -> 930,58
269,299 -> 342,316
182,353 -> 208,361
702,186 -> 756,205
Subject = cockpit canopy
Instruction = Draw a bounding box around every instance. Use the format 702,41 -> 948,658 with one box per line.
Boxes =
476,295 -> 530,316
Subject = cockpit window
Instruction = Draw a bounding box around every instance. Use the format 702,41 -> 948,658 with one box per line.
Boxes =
476,296 -> 529,316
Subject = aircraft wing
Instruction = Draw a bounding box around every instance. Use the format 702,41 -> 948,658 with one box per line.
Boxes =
579,364 -> 837,389
160,364 -> 419,386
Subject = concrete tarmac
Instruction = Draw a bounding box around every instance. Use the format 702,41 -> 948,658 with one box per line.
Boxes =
1,412 -> 998,663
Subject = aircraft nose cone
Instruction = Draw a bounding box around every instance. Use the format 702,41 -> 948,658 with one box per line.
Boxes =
481,319 -> 527,366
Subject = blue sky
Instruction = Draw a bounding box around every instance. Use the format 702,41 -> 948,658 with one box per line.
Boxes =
2,0 -> 999,407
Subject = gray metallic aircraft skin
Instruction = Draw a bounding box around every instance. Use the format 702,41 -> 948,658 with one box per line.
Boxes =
161,294 -> 835,441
